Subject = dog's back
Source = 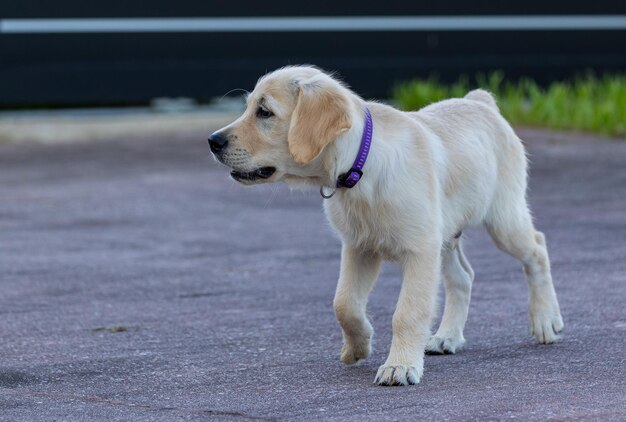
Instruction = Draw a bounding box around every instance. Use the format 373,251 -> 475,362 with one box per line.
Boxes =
406,90 -> 526,234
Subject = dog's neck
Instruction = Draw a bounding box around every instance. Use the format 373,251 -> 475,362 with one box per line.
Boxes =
320,97 -> 385,199
285,98 -> 386,198
323,98 -> 368,186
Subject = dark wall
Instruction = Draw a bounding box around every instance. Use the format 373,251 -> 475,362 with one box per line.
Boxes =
4,1 -> 626,17
1,1 -> 625,107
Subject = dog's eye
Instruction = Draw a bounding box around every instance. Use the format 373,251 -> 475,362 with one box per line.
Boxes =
256,107 -> 274,119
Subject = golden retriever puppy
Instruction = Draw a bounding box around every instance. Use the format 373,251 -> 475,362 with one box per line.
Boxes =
208,66 -> 563,386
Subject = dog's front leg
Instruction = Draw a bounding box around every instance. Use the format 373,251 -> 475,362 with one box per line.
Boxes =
334,246 -> 382,365
375,248 -> 440,386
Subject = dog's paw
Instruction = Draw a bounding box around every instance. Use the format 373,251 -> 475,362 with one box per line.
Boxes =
374,364 -> 422,386
425,334 -> 465,355
530,310 -> 564,344
340,337 -> 371,365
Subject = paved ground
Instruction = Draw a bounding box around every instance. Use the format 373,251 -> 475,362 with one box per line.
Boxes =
0,127 -> 625,421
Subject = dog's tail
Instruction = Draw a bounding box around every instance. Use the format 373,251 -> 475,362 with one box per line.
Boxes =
464,89 -> 499,112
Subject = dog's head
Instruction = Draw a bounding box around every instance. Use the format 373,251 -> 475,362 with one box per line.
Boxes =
208,66 -> 353,185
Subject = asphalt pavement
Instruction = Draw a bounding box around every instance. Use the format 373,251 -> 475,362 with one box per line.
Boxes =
1,127 -> 625,421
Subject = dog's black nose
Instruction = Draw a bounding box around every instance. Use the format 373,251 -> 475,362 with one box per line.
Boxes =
208,132 -> 228,153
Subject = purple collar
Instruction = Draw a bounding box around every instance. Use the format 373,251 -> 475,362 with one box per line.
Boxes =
336,107 -> 373,189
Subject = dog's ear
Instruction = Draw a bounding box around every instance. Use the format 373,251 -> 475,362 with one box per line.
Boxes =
288,76 -> 352,165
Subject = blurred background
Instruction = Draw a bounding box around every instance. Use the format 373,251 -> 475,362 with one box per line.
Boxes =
1,1 -> 625,106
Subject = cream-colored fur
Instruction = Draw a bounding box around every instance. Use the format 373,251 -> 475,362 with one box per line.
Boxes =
209,66 -> 564,386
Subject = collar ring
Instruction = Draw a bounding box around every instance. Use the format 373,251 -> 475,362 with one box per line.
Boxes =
320,185 -> 337,199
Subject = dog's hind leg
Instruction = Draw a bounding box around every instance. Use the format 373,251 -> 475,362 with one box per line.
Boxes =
426,238 -> 474,354
485,196 -> 564,344
334,246 -> 382,365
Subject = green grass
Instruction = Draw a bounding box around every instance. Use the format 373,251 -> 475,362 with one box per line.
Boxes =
393,72 -> 626,137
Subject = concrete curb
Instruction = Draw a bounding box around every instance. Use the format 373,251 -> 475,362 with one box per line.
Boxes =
0,110 -> 239,144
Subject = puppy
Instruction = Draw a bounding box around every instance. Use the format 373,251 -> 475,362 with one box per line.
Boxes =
208,66 -> 563,386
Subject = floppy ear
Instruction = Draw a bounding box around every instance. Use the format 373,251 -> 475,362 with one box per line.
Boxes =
287,77 -> 352,165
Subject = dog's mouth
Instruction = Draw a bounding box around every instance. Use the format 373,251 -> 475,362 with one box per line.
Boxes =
230,166 -> 276,183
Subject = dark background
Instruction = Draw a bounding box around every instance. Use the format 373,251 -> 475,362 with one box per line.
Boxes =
1,1 -> 625,107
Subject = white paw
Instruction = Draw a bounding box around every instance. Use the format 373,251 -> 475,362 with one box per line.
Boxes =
340,336 -> 371,365
530,310 -> 564,344
374,364 -> 422,386
425,334 -> 465,355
